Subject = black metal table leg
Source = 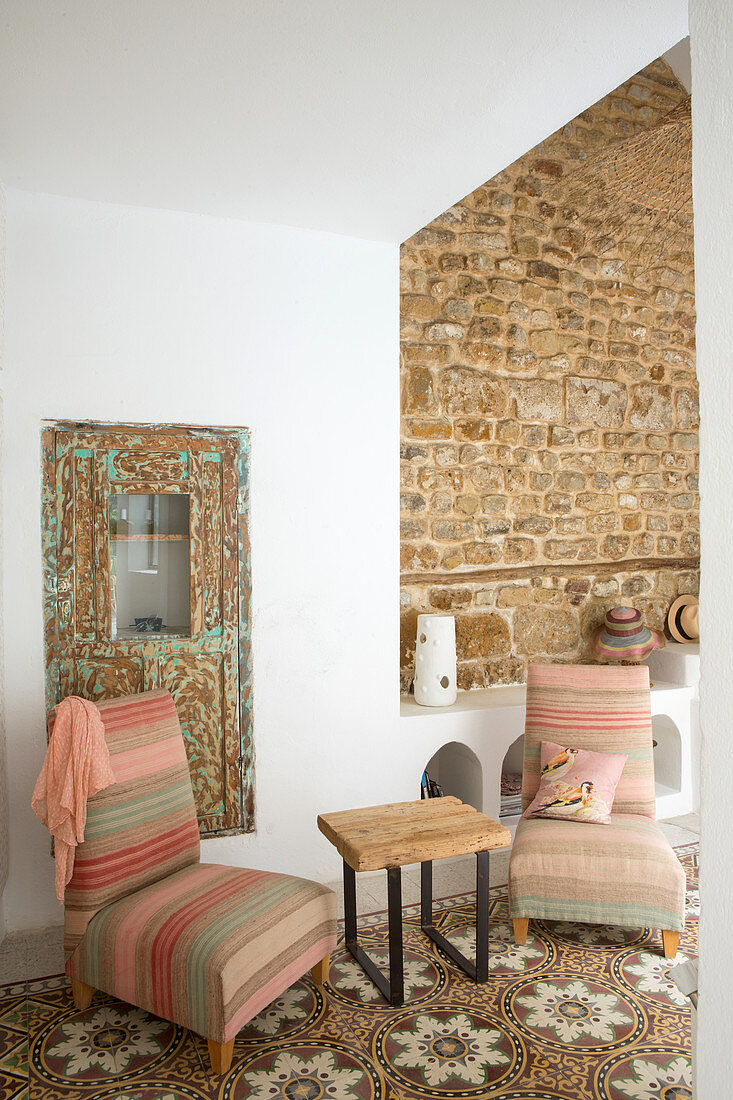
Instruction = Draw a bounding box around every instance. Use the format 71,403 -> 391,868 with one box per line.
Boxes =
420,850 -> 491,982
342,859 -> 404,1005
387,867 -> 404,1004
475,849 -> 490,982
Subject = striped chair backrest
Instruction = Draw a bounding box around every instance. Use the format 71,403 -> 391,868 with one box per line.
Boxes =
63,689 -> 200,958
522,662 -> 656,818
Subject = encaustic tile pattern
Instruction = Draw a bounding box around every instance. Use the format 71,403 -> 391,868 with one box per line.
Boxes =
1,844 -> 696,1099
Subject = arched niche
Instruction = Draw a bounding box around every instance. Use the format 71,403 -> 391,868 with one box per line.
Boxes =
652,714 -> 683,797
500,734 -> 524,819
423,741 -> 483,811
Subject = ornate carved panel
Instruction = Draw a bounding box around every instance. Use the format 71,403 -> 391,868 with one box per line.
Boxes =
41,421 -> 253,837
109,449 -> 190,482
74,657 -> 144,701
157,651 -> 225,820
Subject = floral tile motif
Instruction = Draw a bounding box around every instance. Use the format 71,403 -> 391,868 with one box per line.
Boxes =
223,1042 -> 383,1100
329,946 -> 446,1009
236,980 -> 326,1045
538,922 -> 645,950
504,978 -> 644,1051
432,918 -> 551,978
613,950 -> 694,1011
3,842 -> 698,1100
595,1046 -> 692,1100
374,1007 -> 523,1096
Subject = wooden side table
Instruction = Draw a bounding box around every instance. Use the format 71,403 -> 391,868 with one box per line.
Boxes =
317,796 -> 511,1005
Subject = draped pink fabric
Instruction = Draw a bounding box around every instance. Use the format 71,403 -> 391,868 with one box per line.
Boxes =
32,696 -> 116,901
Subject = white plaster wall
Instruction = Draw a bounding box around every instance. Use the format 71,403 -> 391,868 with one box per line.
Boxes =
690,0 -> 733,1091
1,190 -> 401,932
0,179 -> 8,934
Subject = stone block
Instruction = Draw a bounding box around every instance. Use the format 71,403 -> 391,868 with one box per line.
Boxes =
511,379 -> 562,421
429,587 -> 473,610
504,537 -> 536,564
402,294 -> 441,322
401,493 -> 426,513
461,341 -> 506,366
432,519 -> 474,541
576,492 -> 614,512
544,539 -> 580,560
402,418 -> 453,441
400,519 -> 425,539
566,377 -> 628,428
426,322 -> 466,341
464,542 -> 503,565
439,368 -> 508,417
546,492 -> 572,514
455,612 -> 511,660
469,465 -> 503,490
514,608 -> 579,655
527,261 -> 560,284
675,388 -> 699,430
629,384 -> 674,430
400,544 -> 440,571
556,470 -> 586,492
454,418 -> 493,442
514,514 -> 553,535
496,585 -> 533,607
529,329 -> 559,355
474,296 -> 508,316
604,534 -> 631,558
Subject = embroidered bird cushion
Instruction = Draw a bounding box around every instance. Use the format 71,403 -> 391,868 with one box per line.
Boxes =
523,740 -> 628,824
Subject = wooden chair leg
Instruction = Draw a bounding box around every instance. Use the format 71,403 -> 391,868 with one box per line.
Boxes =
310,953 -> 330,986
207,1038 -> 235,1075
662,930 -> 680,959
70,979 -> 94,1010
513,918 -> 529,945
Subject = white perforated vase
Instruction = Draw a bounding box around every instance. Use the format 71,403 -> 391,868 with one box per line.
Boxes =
414,614 -> 457,707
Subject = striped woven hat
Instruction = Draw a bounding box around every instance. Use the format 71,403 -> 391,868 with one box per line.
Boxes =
593,605 -> 665,662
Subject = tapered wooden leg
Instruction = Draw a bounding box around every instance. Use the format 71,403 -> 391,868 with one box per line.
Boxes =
311,953 -> 330,986
207,1038 -> 235,1075
70,979 -> 94,1010
662,930 -> 680,959
513,918 -> 529,945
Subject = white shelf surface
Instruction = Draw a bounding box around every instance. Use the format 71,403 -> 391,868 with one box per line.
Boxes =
399,678 -> 697,821
401,680 -> 691,720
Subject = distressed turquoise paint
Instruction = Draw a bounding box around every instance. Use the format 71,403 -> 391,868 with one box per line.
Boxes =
74,448 -> 93,457
41,421 -> 255,837
108,448 -> 190,478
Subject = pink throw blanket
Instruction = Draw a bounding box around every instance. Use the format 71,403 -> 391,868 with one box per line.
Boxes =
32,696 -> 116,901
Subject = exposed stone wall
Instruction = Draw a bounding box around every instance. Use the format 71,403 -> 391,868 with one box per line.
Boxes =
400,59 -> 698,692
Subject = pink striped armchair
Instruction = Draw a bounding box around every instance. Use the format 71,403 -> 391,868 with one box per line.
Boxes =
63,689 -> 337,1075
508,663 -> 685,957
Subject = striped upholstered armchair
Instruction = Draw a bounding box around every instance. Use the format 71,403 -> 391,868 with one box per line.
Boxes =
509,663 -> 685,957
63,689 -> 337,1074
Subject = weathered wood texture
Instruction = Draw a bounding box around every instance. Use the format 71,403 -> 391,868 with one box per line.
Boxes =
401,556 -> 700,588
318,797 -> 511,871
41,421 -> 253,837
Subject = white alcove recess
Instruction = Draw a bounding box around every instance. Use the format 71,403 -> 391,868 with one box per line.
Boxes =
401,648 -> 699,821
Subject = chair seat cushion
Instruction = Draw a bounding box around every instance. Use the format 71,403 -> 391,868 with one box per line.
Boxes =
66,863 -> 337,1043
509,812 -> 686,931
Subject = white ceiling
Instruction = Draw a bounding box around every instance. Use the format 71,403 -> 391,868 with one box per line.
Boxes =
0,1 -> 688,242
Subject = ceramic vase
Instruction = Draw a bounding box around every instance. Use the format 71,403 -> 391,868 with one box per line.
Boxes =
414,613 -> 457,707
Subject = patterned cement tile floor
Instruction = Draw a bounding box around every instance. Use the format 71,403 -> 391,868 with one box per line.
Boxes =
0,844 -> 697,1100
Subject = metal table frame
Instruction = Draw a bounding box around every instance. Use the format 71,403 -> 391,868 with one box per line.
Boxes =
342,849 -> 490,1006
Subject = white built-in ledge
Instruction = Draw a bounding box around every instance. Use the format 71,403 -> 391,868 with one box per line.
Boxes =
399,678 -> 696,821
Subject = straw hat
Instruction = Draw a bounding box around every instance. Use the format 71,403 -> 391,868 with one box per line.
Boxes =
667,594 -> 699,643
593,606 -> 665,663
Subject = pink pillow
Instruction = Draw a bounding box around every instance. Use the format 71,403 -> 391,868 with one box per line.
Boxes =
523,740 -> 628,825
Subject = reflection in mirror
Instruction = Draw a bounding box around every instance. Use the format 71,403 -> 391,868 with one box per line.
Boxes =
110,493 -> 190,638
